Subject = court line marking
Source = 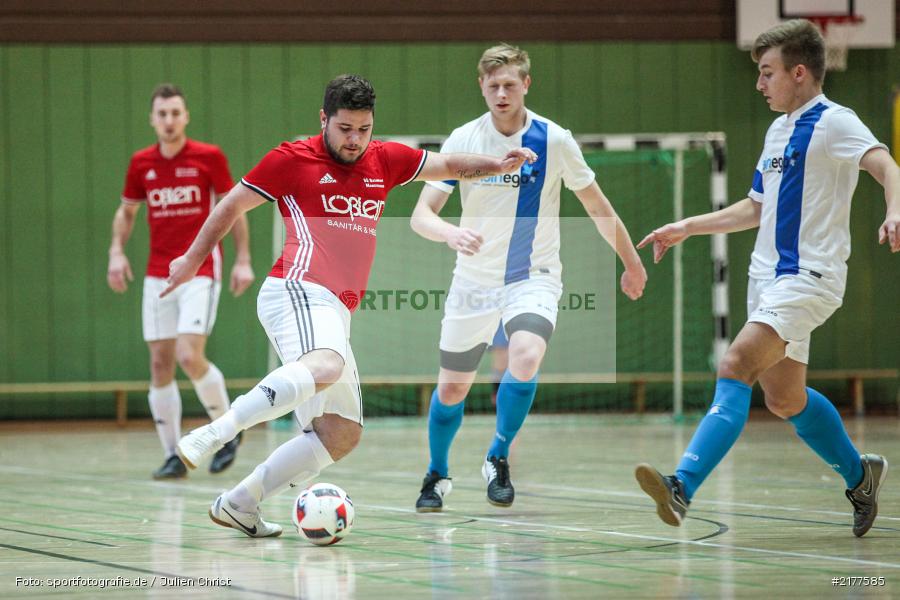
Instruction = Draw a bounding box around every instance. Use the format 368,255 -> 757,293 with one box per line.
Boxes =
370,469 -> 900,522
362,504 -> 900,570
3,465 -> 899,569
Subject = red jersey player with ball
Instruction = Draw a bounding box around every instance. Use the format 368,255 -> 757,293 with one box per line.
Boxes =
107,84 -> 255,480
167,74 -> 536,537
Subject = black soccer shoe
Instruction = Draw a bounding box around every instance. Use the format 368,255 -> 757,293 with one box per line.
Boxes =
153,454 -> 187,480
846,454 -> 888,537
415,471 -> 452,513
209,432 -> 243,474
635,463 -> 690,526
482,456 -> 515,507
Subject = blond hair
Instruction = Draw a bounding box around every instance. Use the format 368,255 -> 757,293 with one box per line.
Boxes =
751,19 -> 826,82
478,43 -> 530,79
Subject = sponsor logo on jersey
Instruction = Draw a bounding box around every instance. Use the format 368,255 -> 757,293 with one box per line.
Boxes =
321,194 -> 385,221
363,177 -> 384,188
476,169 -> 540,189
146,169 -> 157,180
319,173 -> 337,184
760,156 -> 786,174
147,185 -> 202,209
176,167 -> 199,178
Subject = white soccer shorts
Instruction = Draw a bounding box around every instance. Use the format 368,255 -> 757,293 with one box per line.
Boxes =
439,274 -> 563,353
746,274 -> 843,364
257,277 -> 362,427
142,276 -> 221,342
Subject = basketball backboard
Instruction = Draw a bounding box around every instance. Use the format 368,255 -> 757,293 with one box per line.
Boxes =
737,0 -> 895,49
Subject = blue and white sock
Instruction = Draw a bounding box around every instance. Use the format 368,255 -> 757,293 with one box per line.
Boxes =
487,370 -> 538,459
675,378 -> 752,501
427,389 -> 464,477
789,387 -> 863,489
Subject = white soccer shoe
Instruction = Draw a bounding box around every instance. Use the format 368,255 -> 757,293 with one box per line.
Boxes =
209,494 -> 283,538
176,424 -> 225,469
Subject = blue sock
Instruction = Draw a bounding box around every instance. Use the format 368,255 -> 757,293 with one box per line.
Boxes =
427,388 -> 464,477
487,370 -> 538,459
789,387 -> 863,489
675,378 -> 752,501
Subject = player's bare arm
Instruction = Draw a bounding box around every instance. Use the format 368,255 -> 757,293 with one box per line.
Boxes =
162,184 -> 266,297
227,212 -> 255,296
638,197 -> 762,264
415,148 -> 537,182
860,147 -> 900,253
410,185 -> 484,256
574,181 -> 647,300
107,201 -> 141,293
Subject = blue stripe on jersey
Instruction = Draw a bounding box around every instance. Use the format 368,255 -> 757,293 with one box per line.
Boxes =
775,103 -> 827,277
504,120 -> 548,284
751,169 -> 764,194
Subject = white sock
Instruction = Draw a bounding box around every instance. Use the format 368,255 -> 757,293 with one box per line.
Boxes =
226,431 -> 334,512
148,381 -> 182,457
212,361 -> 316,442
191,363 -> 230,420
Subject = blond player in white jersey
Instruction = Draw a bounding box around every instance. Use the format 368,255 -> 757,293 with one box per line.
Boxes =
412,44 -> 647,511
634,20 -> 899,537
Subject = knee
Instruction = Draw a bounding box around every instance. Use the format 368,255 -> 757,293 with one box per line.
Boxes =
304,351 -> 344,387
717,351 -> 755,384
508,347 -> 542,381
437,382 -> 470,405
764,391 -> 805,419
176,348 -> 205,378
318,423 -> 361,461
150,355 -> 175,382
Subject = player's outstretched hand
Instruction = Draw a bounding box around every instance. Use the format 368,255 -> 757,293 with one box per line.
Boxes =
161,255 -> 199,298
637,222 -> 690,264
229,261 -> 256,297
107,253 -> 133,293
620,263 -> 647,300
446,226 -> 484,256
878,213 -> 900,252
499,148 -> 538,174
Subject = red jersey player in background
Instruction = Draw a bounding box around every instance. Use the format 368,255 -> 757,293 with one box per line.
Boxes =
107,84 -> 255,480
166,74 -> 537,537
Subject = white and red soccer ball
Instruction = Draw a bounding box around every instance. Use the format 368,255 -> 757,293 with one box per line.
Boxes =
292,483 -> 355,546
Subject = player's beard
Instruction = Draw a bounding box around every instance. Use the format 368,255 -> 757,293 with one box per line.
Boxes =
323,129 -> 366,165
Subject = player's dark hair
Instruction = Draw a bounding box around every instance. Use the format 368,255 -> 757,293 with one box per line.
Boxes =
150,83 -> 186,109
322,74 -> 376,117
751,19 -> 826,83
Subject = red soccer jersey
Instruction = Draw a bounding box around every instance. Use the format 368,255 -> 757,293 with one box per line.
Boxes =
122,139 -> 235,279
241,134 -> 427,311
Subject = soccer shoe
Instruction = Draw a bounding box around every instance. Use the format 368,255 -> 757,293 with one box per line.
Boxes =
635,463 -> 690,526
415,471 -> 452,513
845,454 -> 889,538
208,494 -> 283,538
176,424 -> 225,470
209,432 -> 243,474
482,456 -> 514,507
152,455 -> 187,480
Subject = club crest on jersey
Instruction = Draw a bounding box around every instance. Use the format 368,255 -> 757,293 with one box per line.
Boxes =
321,194 -> 385,221
147,185 -> 201,209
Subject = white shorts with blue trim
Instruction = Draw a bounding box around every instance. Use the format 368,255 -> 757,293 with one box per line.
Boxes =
746,274 -> 842,364
142,276 -> 220,342
256,277 -> 363,427
439,274 -> 562,353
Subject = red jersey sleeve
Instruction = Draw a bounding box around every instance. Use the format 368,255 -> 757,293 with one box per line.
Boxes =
209,147 -> 235,195
381,142 -> 427,189
240,143 -> 296,202
121,156 -> 146,202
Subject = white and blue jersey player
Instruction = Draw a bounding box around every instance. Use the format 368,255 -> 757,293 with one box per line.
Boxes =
412,44 -> 647,511
635,20 -> 900,537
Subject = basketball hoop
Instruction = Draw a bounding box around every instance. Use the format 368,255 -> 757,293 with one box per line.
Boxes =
807,14 -> 865,72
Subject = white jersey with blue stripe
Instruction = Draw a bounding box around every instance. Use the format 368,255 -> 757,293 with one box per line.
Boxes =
427,110 -> 596,288
747,94 -> 885,293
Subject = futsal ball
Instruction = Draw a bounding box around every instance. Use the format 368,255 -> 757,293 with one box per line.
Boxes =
292,483 -> 355,546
